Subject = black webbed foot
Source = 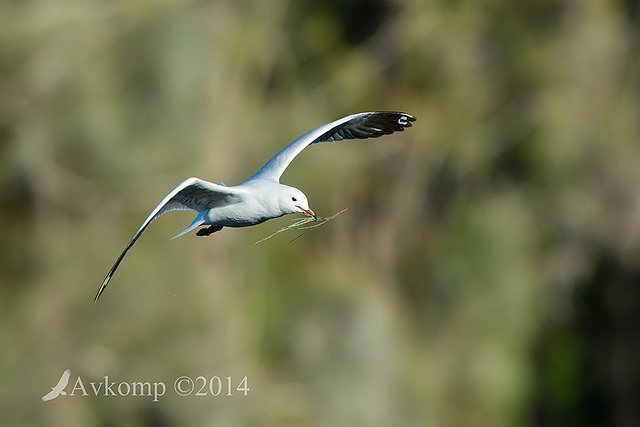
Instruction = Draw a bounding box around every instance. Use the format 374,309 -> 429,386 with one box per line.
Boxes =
196,225 -> 223,236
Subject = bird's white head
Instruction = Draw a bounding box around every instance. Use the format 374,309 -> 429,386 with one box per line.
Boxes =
278,186 -> 316,220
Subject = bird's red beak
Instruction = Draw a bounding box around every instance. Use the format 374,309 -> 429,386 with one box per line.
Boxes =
297,206 -> 317,220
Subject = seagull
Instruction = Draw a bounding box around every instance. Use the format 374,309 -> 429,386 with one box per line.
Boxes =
95,111 -> 416,302
42,369 -> 71,401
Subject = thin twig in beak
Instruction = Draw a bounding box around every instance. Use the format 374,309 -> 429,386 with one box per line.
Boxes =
297,206 -> 317,221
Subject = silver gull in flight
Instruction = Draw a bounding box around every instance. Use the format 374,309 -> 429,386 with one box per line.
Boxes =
95,111 -> 416,301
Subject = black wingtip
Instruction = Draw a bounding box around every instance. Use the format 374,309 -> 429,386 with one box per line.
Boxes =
95,262 -> 119,302
397,112 -> 417,126
94,280 -> 107,303
372,111 -> 417,131
355,111 -> 416,138
321,111 -> 416,143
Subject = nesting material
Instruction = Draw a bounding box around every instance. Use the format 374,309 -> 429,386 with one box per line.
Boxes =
255,208 -> 349,244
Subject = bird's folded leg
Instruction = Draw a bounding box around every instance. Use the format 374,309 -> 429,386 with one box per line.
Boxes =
196,225 -> 223,236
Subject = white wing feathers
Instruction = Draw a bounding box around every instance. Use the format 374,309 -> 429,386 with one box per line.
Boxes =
249,111 -> 416,182
94,177 -> 240,302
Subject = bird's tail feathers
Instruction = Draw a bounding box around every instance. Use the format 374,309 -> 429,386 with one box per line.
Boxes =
171,213 -> 207,240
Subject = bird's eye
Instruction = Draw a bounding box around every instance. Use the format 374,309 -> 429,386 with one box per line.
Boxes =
291,197 -> 297,202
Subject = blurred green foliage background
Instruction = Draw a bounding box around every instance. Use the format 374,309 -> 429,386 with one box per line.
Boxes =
2,0 -> 640,425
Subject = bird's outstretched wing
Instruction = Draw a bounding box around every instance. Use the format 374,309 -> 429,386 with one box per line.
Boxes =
249,111 -> 416,182
95,177 -> 241,302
